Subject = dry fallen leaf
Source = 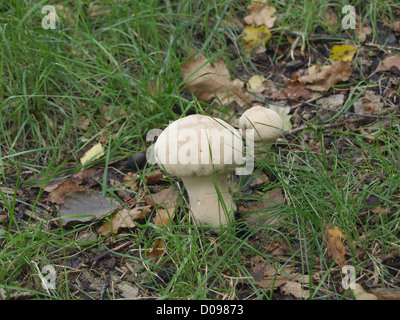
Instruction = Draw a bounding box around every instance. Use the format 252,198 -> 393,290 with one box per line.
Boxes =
375,54 -> 400,72
370,288 -> 400,300
59,190 -> 119,227
122,172 -> 139,191
280,281 -> 310,299
324,7 -> 338,26
298,61 -> 352,88
329,45 -> 358,62
0,214 -> 7,223
352,284 -> 378,300
45,178 -> 84,204
353,90 -> 383,115
145,187 -> 179,210
280,84 -> 315,102
71,168 -> 99,183
181,54 -> 251,107
154,208 -> 176,226
247,75 -> 266,93
240,187 -> 284,229
78,115 -> 91,131
250,254 -> 311,299
241,25 -> 272,54
355,23 -> 372,43
244,0 -> 276,28
145,171 -> 165,185
383,21 -> 400,33
97,205 -> 151,235
146,238 -> 166,259
80,143 -> 105,166
324,224 -> 347,268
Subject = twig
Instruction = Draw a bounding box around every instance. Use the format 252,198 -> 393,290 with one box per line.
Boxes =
290,96 -> 320,110
283,29 -> 352,41
285,117 -> 372,136
90,240 -> 133,266
68,282 -> 96,300
99,272 -> 108,300
302,102 -> 397,120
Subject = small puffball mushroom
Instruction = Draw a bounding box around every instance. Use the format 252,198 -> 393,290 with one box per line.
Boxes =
239,105 -> 284,150
154,114 -> 244,227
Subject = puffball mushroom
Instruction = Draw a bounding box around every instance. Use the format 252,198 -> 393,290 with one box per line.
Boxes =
154,114 -> 244,227
239,105 -> 284,151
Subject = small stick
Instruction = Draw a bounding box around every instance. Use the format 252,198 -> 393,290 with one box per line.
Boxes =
302,101 -> 396,120
286,117 -> 371,136
89,240 -> 133,266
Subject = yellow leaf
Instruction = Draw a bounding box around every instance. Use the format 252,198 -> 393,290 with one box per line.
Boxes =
329,45 -> 357,62
247,75 -> 265,92
80,143 -> 105,166
241,25 -> 271,54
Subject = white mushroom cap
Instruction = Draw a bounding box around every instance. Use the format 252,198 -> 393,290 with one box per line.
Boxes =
153,114 -> 244,227
239,105 -> 284,147
154,114 -> 244,177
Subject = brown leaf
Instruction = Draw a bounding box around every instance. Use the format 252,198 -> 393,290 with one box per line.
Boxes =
71,168 -> 99,183
146,238 -> 166,259
353,90 -> 383,115
240,187 -> 284,229
324,224 -> 347,268
250,254 -> 311,297
376,54 -> 400,72
280,85 -> 315,102
355,23 -> 372,43
298,61 -> 352,87
280,281 -> 310,299
324,7 -> 338,25
383,21 -> 400,33
181,54 -> 251,107
78,115 -> 91,131
0,214 -> 7,223
97,205 -> 152,235
45,179 -> 84,204
370,288 -> 400,300
122,172 -> 138,191
244,0 -> 276,28
253,277 -> 288,290
145,187 -> 179,210
154,207 -> 175,226
145,171 -> 165,185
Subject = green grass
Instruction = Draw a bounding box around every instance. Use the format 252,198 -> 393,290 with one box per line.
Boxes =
1,0 -> 399,300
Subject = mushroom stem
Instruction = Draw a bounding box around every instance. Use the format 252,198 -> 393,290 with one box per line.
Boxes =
181,174 -> 235,226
